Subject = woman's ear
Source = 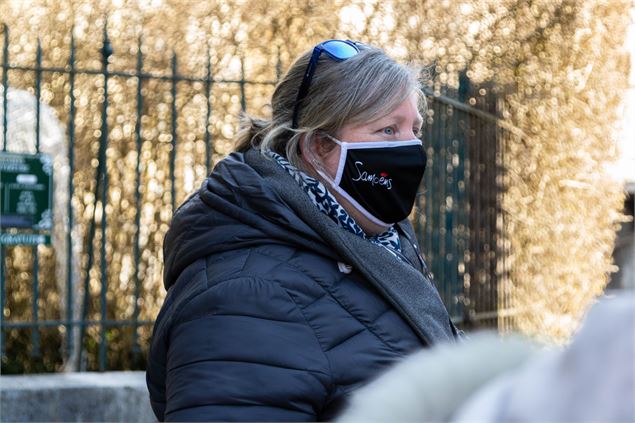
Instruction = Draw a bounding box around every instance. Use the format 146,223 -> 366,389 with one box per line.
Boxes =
299,133 -> 338,177
298,134 -> 317,171
299,133 -> 323,174
298,134 -> 310,158
301,132 -> 334,160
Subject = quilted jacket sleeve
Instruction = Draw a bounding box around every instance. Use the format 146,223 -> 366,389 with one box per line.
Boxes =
160,275 -> 333,422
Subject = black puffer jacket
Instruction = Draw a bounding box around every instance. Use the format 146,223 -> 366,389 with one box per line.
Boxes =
146,148 -> 458,422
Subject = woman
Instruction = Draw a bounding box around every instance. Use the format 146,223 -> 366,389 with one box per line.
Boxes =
146,39 -> 461,422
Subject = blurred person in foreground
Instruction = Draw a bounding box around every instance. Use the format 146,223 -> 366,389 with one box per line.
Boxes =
337,294 -> 635,422
145,40 -> 462,422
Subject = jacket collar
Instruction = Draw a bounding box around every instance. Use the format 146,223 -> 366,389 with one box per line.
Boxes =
245,148 -> 456,346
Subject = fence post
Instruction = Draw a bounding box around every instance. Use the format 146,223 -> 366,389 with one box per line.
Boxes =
444,102 -> 456,316
98,21 -> 113,372
204,47 -> 213,174
66,27 -> 77,360
2,23 -> 8,152
1,23 -> 9,359
31,38 -> 43,358
132,35 -> 143,357
459,72 -> 473,325
76,19 -> 113,371
170,51 -> 177,213
439,96 -> 449,300
423,98 -> 433,264
456,72 -> 469,322
239,56 -> 246,112
430,98 -> 441,285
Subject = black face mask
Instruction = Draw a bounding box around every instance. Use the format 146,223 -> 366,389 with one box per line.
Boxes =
315,135 -> 427,226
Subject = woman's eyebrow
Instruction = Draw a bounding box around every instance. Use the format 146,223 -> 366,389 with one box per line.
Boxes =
368,112 -> 423,128
396,114 -> 423,129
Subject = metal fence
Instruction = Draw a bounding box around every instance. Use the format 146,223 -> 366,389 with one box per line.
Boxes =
0,24 -> 514,372
414,74 -> 514,329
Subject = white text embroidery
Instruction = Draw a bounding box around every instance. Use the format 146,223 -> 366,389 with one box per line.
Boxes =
352,161 -> 393,189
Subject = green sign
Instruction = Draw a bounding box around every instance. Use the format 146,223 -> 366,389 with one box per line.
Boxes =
0,151 -> 53,232
0,233 -> 51,245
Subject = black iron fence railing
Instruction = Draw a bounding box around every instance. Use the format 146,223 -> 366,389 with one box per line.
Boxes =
0,23 -> 518,372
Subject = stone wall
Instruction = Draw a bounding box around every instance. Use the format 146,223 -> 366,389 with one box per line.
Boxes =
0,371 -> 156,422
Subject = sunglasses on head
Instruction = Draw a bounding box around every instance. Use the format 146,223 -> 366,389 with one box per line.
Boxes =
291,39 -> 364,129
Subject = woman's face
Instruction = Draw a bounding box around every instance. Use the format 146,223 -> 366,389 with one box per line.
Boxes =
303,92 -> 424,235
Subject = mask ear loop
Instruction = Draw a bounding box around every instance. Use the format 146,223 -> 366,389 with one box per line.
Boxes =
303,133 -> 340,187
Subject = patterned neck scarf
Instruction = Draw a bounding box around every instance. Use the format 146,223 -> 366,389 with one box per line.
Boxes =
266,150 -> 402,258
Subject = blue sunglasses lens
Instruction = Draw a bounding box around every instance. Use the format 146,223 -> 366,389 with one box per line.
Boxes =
321,40 -> 359,60
292,40 -> 363,128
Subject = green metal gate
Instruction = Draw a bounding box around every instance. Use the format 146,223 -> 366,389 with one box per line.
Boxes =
0,23 -> 513,372
416,74 -> 512,328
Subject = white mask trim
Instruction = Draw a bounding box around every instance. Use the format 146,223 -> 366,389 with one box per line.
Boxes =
324,134 -> 422,186
315,166 -> 391,227
310,134 -> 422,228
326,134 -> 423,186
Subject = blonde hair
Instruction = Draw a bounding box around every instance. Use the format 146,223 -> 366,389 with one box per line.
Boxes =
234,45 -> 423,168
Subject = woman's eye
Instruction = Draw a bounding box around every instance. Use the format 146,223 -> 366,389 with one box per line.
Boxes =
382,127 -> 395,136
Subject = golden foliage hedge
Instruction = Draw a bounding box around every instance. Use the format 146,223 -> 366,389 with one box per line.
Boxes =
0,0 -> 629,370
